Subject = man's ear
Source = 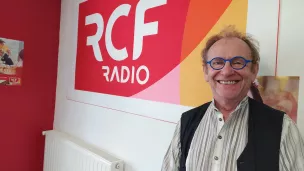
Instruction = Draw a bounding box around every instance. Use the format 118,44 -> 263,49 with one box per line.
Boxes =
252,63 -> 259,82
203,65 -> 209,82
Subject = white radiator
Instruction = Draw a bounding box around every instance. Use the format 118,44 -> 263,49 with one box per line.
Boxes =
42,130 -> 124,171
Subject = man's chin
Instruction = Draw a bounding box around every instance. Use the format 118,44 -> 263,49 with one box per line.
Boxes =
218,92 -> 241,100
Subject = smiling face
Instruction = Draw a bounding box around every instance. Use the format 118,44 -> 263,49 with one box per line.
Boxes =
204,37 -> 259,102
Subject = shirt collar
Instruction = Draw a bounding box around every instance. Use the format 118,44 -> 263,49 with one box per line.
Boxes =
210,96 -> 249,113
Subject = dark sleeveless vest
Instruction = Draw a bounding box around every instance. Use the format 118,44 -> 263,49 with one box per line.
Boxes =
179,97 -> 284,171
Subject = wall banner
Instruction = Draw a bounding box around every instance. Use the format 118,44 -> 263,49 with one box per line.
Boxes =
71,0 -> 294,122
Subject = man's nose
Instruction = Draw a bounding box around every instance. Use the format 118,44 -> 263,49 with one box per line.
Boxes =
221,62 -> 235,75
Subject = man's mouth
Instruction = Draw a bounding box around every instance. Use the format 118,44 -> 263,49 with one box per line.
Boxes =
217,80 -> 240,85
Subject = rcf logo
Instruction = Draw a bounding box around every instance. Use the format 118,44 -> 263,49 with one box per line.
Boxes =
75,0 -> 189,96
9,77 -> 21,84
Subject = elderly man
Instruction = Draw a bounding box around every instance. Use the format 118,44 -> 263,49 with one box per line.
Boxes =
161,27 -> 304,171
0,50 -> 14,65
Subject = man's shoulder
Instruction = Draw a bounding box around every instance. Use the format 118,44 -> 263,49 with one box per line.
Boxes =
181,101 -> 212,120
249,98 -> 285,115
179,102 -> 212,140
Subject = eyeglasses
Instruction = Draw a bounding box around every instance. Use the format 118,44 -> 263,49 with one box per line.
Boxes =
206,56 -> 253,70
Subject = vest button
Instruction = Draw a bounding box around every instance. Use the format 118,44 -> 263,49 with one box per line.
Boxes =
218,135 -> 222,139
219,118 -> 223,121
214,156 -> 219,160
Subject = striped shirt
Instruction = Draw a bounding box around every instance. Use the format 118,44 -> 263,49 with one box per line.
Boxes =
161,96 -> 304,171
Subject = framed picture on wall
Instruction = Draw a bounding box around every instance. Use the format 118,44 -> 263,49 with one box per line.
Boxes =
256,76 -> 300,122
0,37 -> 24,86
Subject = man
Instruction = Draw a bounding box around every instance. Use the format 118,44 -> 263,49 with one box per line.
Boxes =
161,26 -> 304,171
0,50 -> 14,65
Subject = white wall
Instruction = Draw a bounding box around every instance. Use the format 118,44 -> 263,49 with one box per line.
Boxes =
277,0 -> 304,134
54,0 -> 304,171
